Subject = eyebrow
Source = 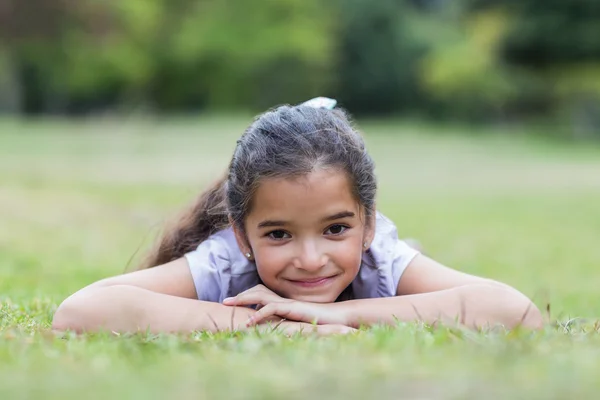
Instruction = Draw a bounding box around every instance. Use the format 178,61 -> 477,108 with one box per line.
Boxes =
257,211 -> 356,229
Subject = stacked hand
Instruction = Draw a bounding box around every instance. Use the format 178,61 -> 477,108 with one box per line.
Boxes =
223,284 -> 354,336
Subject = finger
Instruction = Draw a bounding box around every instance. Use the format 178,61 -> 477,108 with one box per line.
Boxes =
223,288 -> 273,305
246,303 -> 279,326
224,287 -> 283,306
248,302 -> 312,326
247,303 -> 294,326
223,286 -> 260,304
247,284 -> 280,299
223,293 -> 265,306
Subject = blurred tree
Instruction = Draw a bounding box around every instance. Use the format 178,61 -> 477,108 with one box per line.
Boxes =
419,8 -> 520,121
1,0 -> 599,133
0,0 -> 334,114
152,0 -> 334,110
501,0 -> 600,135
502,0 -> 600,66
0,0 -> 74,113
333,0 -> 427,115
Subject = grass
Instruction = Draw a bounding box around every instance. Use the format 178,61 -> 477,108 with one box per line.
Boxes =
2,116 -> 600,399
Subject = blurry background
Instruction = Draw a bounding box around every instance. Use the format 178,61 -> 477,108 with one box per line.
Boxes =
1,0 -> 600,136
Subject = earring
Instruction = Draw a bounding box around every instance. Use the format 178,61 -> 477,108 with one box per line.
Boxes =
363,242 -> 368,249
245,252 -> 252,259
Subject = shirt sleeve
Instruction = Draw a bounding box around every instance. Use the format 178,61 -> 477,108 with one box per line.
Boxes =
183,236 -> 230,302
362,213 -> 420,297
390,239 -> 420,291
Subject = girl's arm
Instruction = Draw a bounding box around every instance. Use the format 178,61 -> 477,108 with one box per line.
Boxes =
53,259 -> 355,335
236,255 -> 544,330
52,258 -> 255,333
337,283 -> 542,329
348,253 -> 543,329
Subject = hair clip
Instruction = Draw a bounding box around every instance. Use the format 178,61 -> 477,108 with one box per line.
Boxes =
300,97 -> 337,110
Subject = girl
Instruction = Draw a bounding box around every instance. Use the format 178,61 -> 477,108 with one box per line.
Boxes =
52,98 -> 543,335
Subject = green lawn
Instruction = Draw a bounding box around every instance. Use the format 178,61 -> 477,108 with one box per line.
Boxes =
2,117 -> 600,399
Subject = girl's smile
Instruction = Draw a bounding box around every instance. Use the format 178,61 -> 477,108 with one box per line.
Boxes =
233,168 -> 374,303
284,274 -> 340,288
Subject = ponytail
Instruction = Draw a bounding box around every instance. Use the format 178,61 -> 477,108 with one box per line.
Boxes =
137,174 -> 229,269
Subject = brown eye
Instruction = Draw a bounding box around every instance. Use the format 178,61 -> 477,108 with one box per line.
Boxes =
268,230 -> 290,240
325,224 -> 348,235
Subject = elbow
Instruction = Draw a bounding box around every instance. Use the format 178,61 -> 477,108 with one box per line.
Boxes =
52,295 -> 87,333
52,287 -> 112,333
507,300 -> 544,330
467,282 -> 544,330
496,288 -> 544,330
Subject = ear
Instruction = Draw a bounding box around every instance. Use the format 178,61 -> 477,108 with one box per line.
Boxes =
363,210 -> 376,251
230,216 -> 253,259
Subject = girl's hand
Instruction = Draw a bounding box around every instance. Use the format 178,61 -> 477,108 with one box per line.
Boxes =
223,284 -> 289,310
223,284 -> 347,327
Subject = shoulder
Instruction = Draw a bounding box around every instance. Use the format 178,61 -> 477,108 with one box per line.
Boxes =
353,212 -> 420,298
363,212 -> 411,266
185,227 -> 257,275
184,227 -> 259,302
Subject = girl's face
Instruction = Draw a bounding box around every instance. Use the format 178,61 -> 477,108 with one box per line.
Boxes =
233,169 -> 375,303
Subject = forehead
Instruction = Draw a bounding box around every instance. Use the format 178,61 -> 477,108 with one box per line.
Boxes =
248,169 -> 359,221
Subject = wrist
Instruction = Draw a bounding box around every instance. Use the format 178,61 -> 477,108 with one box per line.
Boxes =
327,302 -> 353,327
202,303 -> 256,332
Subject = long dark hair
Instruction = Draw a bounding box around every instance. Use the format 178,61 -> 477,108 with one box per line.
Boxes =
139,104 -> 377,269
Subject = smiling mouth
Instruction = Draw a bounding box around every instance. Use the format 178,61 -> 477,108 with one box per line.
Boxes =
285,275 -> 338,288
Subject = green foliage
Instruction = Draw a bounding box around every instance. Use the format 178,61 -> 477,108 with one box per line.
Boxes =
2,0 -> 334,112
419,9 -> 519,120
415,0 -> 600,127
499,0 -> 600,134
159,0 -> 335,109
333,0 -> 426,114
1,0 -> 600,129
502,0 -> 600,66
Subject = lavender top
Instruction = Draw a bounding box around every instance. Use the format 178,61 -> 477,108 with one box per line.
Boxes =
184,212 -> 420,302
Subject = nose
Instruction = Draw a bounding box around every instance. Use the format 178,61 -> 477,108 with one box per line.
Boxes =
295,239 -> 327,272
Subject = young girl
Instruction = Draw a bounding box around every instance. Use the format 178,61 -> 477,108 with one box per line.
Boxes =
53,98 -> 543,335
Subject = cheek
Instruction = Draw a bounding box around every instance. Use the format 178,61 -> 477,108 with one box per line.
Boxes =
253,247 -> 289,279
312,232 -> 364,276
332,240 -> 363,273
